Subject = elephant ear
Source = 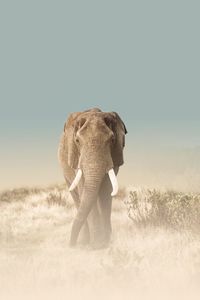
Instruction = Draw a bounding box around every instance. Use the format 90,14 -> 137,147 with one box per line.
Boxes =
107,112 -> 127,167
64,112 -> 82,169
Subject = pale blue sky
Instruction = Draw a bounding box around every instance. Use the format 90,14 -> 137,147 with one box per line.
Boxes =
0,0 -> 200,189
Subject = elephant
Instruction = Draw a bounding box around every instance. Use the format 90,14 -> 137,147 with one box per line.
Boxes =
58,108 -> 127,248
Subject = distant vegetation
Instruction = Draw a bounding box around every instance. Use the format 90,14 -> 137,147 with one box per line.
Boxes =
125,188 -> 200,231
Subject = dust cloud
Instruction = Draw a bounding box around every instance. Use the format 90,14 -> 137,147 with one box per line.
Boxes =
1,186 -> 200,300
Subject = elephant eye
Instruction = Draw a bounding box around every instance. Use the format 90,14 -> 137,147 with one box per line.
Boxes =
75,135 -> 80,144
111,134 -> 115,143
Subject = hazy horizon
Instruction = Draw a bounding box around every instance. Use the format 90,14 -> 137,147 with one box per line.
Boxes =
1,138 -> 200,191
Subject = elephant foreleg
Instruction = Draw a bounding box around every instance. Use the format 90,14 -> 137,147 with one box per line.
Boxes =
87,201 -> 102,247
65,177 -> 90,245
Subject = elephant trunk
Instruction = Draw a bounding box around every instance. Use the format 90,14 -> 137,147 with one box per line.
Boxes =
69,168 -> 118,196
69,170 -> 103,247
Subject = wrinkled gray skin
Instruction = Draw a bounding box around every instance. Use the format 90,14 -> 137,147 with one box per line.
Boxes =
58,108 -> 127,248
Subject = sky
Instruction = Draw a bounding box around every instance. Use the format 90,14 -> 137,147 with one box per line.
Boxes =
0,0 -> 200,190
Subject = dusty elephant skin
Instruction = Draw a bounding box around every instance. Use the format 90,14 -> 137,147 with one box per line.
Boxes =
58,108 -> 127,248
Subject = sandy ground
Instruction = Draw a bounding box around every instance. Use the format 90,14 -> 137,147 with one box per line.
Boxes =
1,187 -> 200,300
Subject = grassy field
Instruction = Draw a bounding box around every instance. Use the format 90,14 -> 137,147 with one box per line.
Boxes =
1,185 -> 200,300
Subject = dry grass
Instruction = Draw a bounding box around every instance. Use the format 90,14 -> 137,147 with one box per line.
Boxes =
1,186 -> 200,300
125,187 -> 200,230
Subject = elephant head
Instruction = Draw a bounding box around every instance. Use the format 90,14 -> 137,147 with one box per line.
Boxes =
62,108 -> 127,246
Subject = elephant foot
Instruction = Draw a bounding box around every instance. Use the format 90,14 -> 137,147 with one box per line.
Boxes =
69,242 -> 76,248
79,235 -> 90,245
69,237 -> 90,248
90,239 -> 110,250
69,239 -> 110,250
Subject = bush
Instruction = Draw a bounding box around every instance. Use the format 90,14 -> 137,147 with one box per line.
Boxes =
124,188 -> 200,231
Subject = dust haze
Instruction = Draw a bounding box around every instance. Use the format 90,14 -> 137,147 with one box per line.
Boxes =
1,162 -> 200,300
121,144 -> 200,192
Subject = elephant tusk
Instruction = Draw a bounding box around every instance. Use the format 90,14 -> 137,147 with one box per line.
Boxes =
108,169 -> 118,196
69,169 -> 82,192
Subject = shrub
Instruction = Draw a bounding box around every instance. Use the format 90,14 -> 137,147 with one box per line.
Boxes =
124,188 -> 200,231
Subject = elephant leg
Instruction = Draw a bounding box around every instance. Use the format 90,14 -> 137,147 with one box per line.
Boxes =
98,167 -> 119,245
65,177 -> 90,245
87,201 -> 102,246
